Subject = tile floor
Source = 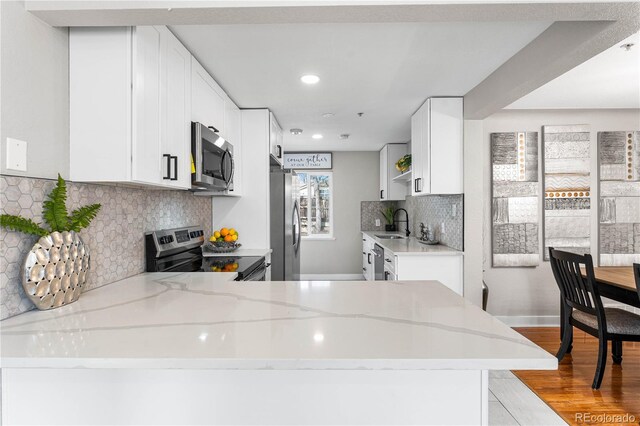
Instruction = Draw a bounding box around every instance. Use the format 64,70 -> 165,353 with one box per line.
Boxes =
489,370 -> 566,425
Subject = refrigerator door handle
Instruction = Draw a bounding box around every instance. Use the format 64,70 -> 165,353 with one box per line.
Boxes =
292,200 -> 302,255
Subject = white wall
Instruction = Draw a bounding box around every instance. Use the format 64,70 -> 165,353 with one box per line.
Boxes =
300,151 -> 379,276
1,0 -> 70,179
482,109 -> 640,325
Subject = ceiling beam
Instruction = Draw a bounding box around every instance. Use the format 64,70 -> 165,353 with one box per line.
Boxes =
464,3 -> 640,118
24,1 -> 639,26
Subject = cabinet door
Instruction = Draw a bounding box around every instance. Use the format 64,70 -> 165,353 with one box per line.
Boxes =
131,26 -> 162,185
225,99 -> 242,196
191,57 -> 225,135
269,112 -> 283,164
430,97 -> 463,194
410,110 -> 423,196
379,145 -> 388,200
160,27 -> 191,189
420,101 -> 432,194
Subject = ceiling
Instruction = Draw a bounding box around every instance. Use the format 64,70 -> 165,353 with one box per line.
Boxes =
507,31 -> 640,110
171,21 -> 551,151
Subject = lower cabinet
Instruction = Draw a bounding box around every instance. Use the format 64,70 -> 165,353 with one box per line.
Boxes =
362,234 -> 375,281
395,255 -> 463,295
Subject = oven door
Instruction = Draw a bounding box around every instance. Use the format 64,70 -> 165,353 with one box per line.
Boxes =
192,122 -> 234,191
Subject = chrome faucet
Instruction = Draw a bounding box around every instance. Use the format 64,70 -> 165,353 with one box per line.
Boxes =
393,208 -> 410,237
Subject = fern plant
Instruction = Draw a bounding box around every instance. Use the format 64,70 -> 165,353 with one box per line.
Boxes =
0,174 -> 101,236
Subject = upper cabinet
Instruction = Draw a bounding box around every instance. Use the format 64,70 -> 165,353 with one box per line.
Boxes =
70,26 -> 191,189
379,143 -> 408,201
191,57 -> 225,137
269,112 -> 284,166
410,97 -> 463,195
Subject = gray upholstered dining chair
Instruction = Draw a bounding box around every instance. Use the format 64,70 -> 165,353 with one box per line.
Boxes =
549,248 -> 640,389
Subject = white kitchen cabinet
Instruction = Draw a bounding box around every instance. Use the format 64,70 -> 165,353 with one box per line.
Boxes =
224,97 -> 243,196
70,26 -> 191,189
395,254 -> 463,295
410,97 -> 463,195
362,233 -> 375,281
269,112 -> 284,166
191,57 -> 226,137
160,27 -> 191,189
379,143 -> 408,201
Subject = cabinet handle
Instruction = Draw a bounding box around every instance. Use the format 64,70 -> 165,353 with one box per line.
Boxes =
415,177 -> 422,193
207,126 -> 219,133
385,259 -> 391,263
170,156 -> 178,181
163,154 -> 171,180
367,253 -> 372,264
380,189 -> 384,199
277,145 -> 282,159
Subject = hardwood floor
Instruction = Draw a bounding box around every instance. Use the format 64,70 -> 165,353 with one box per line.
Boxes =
514,327 -> 640,426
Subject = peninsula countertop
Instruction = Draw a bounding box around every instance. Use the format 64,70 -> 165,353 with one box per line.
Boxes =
362,231 -> 463,256
1,273 -> 554,371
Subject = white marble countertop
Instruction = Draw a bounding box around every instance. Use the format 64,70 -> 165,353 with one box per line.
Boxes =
202,248 -> 272,257
1,273 -> 555,371
363,231 -> 464,256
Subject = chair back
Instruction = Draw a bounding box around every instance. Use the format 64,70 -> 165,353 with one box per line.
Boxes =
633,263 -> 640,301
548,248 -> 605,322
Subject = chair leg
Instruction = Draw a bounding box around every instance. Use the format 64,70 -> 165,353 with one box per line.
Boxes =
556,323 -> 573,361
593,337 -> 608,389
612,340 -> 623,364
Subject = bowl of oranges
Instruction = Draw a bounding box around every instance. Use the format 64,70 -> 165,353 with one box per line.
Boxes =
203,228 -> 241,253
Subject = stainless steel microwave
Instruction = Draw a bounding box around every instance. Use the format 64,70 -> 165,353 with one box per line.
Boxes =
191,122 -> 234,192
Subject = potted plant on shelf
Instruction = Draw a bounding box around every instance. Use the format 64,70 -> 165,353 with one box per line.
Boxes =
395,154 -> 411,173
380,206 -> 396,232
0,174 -> 101,310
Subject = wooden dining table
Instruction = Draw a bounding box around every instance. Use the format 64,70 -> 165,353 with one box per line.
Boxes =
590,266 -> 640,308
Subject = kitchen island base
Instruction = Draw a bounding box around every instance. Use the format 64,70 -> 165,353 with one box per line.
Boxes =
3,368 -> 489,425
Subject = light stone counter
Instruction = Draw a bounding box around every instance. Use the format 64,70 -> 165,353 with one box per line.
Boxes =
1,273 -> 555,425
363,230 -> 463,256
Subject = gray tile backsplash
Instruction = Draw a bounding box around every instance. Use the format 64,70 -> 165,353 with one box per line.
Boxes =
360,201 -> 403,231
362,194 -> 463,251
0,175 -> 212,320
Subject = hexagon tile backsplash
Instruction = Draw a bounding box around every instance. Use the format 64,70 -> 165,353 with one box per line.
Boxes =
0,175 -> 212,320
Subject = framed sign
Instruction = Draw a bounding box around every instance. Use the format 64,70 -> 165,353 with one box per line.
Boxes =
283,152 -> 332,170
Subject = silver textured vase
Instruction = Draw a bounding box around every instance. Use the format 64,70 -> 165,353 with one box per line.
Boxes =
22,231 -> 90,310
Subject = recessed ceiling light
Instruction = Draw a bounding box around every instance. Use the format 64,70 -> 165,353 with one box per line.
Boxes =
301,74 -> 320,85
290,128 -> 303,135
312,134 -> 323,140
322,113 -> 335,118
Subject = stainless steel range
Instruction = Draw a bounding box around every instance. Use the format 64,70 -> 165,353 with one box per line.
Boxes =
145,226 -> 267,281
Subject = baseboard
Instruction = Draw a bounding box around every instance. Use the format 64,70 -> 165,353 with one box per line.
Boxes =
495,315 -> 560,327
299,274 -> 364,281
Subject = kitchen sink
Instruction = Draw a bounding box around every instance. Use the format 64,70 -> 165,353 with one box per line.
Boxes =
374,234 -> 406,240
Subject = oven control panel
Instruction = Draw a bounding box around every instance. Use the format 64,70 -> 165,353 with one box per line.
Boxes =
146,226 -> 205,259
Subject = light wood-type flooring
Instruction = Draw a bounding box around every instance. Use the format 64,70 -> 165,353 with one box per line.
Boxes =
513,327 -> 640,426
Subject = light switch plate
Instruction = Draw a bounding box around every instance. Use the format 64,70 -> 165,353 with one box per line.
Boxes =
6,138 -> 27,171
375,219 -> 381,227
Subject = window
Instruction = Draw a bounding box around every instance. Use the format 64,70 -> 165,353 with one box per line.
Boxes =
294,171 -> 333,238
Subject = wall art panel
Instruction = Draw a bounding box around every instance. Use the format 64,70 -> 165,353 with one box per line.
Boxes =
543,125 -> 591,260
598,131 -> 640,266
491,131 -> 539,267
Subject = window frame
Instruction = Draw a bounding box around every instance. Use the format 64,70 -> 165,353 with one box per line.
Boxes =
296,171 -> 334,240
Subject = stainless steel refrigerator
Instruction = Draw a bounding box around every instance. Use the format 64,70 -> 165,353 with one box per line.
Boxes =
270,169 -> 301,280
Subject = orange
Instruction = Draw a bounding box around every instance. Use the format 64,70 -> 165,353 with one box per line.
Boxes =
224,235 -> 233,242
220,228 -> 229,237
